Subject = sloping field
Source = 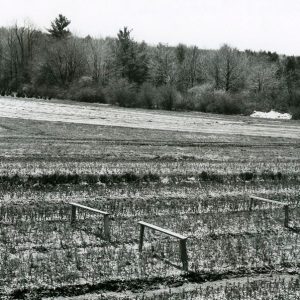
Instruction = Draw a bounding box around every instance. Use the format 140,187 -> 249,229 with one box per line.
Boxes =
0,97 -> 299,138
0,98 -> 299,299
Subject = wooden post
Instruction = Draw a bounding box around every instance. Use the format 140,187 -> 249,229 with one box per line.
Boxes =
139,224 -> 145,252
249,196 -> 291,229
137,221 -> 189,271
71,205 -> 76,224
179,239 -> 188,271
103,214 -> 110,240
284,205 -> 289,228
249,197 -> 253,211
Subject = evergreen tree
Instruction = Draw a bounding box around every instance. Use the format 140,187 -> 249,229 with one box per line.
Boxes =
47,14 -> 71,39
175,44 -> 186,65
116,27 -> 148,85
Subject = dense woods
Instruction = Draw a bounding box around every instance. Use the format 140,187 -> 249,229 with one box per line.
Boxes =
0,15 -> 300,118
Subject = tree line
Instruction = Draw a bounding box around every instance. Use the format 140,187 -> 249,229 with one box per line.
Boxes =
0,14 -> 299,118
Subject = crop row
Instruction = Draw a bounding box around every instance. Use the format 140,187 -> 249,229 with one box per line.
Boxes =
1,210 -> 297,247
1,195 -> 299,229
0,159 -> 299,179
1,178 -> 298,200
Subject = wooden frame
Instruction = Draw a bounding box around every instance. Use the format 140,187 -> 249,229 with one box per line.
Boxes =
249,195 -> 289,227
138,221 -> 188,271
70,202 -> 110,240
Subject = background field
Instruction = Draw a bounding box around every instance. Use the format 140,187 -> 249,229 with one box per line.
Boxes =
0,99 -> 299,299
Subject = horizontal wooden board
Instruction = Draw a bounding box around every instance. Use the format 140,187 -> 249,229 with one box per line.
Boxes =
70,202 -> 110,215
138,221 -> 187,240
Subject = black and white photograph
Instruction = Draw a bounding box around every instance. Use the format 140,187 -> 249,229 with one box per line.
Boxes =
0,0 -> 299,299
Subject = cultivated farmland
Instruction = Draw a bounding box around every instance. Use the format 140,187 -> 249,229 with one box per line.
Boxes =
0,98 -> 299,299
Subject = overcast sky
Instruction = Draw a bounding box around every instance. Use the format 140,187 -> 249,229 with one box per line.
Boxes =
0,0 -> 299,55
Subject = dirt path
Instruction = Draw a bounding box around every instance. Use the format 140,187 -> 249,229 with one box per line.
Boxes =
45,273 -> 298,300
8,267 -> 299,299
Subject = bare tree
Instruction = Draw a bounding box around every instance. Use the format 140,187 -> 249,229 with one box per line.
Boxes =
150,44 -> 176,86
209,44 -> 247,91
174,45 -> 203,92
187,46 -> 201,88
208,50 -> 221,89
247,58 -> 279,94
85,37 -> 113,85
1,23 -> 39,90
40,37 -> 87,86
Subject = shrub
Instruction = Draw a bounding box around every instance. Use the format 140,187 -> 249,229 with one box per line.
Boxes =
32,85 -> 62,100
188,85 -> 244,115
175,93 -> 196,110
188,84 -> 213,111
188,83 -> 214,97
136,82 -> 159,109
104,78 -> 137,107
67,85 -> 106,103
291,106 -> 300,120
290,91 -> 300,119
173,92 -> 195,110
21,84 -> 35,98
206,90 -> 243,114
157,84 -> 181,110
